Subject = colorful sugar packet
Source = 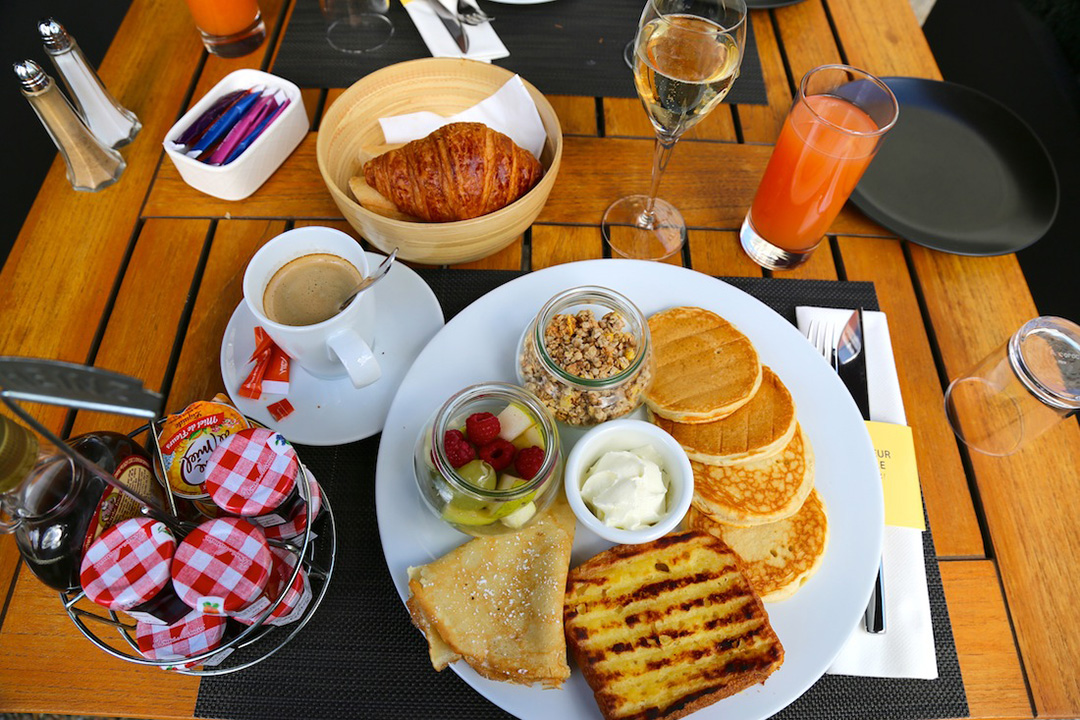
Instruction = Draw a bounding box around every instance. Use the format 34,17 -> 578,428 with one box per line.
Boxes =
171,85 -> 291,166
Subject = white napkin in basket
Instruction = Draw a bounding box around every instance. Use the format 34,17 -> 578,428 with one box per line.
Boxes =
795,306 -> 939,680
378,74 -> 547,160
401,0 -> 508,62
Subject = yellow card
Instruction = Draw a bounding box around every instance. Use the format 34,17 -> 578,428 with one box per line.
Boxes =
865,420 -> 925,531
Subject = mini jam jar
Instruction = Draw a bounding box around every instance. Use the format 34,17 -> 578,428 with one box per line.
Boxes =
236,546 -> 312,627
414,382 -> 562,537
203,428 -> 317,537
170,517 -> 273,621
79,517 -> 190,626
135,608 -> 228,671
516,286 -> 653,426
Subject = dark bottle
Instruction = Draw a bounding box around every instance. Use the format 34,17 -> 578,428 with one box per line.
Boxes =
0,416 -> 163,592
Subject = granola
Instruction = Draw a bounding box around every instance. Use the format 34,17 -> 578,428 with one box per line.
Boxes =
520,310 -> 652,426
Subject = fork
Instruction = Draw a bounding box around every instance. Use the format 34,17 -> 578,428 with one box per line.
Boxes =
806,316 -> 887,634
456,0 -> 494,25
807,320 -> 837,369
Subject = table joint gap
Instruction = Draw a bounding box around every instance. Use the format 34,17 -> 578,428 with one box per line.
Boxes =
901,241 -> 997,559
156,220 -> 218,406
262,0 -> 295,73
820,0 -> 850,66
0,558 -> 23,633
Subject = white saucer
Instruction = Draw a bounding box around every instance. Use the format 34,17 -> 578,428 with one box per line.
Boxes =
220,254 -> 444,445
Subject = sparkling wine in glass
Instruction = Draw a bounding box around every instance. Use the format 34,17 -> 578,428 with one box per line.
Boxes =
603,0 -> 747,260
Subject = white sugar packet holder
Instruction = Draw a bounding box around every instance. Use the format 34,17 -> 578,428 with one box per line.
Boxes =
378,74 -> 546,160
400,0 -> 508,61
795,306 -> 938,680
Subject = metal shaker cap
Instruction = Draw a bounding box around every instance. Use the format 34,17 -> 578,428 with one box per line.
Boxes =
13,59 -> 50,93
38,18 -> 73,53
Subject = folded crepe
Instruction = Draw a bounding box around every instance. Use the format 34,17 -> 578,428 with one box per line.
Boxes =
406,495 -> 576,687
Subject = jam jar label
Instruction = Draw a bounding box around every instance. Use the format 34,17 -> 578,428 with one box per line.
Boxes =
81,453 -> 156,555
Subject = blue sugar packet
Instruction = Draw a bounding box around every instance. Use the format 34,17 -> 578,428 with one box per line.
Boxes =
186,86 -> 264,157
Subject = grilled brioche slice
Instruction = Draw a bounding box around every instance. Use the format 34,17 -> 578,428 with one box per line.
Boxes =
564,532 -> 784,720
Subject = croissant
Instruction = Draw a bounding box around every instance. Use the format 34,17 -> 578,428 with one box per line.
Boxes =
362,122 -> 544,222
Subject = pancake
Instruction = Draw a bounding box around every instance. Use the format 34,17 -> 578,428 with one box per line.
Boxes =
685,489 -> 829,601
405,495 -> 576,687
650,366 -> 797,465
691,423 -> 815,526
645,306 -> 763,424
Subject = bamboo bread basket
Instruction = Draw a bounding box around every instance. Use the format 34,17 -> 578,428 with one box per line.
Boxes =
316,59 -> 563,265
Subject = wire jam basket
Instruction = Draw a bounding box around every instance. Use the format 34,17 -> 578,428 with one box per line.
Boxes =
0,357 -> 336,675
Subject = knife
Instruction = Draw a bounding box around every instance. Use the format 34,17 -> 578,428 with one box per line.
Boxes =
836,308 -> 870,420
421,0 -> 469,53
836,308 -> 886,634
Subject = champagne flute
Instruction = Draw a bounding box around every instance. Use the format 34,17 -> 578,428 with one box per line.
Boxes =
603,0 -> 747,260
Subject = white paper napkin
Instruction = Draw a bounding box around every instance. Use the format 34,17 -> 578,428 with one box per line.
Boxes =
378,74 -> 547,160
795,306 -> 939,680
400,0 -> 508,62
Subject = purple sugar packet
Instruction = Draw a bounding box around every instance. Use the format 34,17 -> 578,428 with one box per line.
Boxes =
223,95 -> 292,165
205,91 -> 279,165
173,89 -> 247,148
187,86 -> 263,157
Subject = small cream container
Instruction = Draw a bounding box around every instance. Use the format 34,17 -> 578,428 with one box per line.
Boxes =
163,69 -> 306,201
564,419 -> 693,544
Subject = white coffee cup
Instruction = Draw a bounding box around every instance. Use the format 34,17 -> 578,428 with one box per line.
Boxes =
243,226 -> 381,388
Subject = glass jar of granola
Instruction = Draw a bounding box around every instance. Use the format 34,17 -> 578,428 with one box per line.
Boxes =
516,286 -> 653,426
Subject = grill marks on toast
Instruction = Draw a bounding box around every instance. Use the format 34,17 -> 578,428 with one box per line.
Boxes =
565,532 -> 784,720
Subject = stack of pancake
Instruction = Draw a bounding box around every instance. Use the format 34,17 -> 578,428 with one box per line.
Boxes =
646,306 -> 829,602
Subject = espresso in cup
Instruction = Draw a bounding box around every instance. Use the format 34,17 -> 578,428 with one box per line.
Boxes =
263,253 -> 363,326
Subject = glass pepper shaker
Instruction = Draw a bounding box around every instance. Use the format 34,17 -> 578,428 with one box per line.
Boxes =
38,18 -> 141,148
14,59 -> 125,192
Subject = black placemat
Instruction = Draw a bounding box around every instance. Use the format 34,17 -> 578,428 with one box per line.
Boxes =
272,0 -> 768,104
196,273 -> 967,720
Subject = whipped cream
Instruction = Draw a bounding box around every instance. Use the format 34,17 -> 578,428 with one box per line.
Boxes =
580,445 -> 668,530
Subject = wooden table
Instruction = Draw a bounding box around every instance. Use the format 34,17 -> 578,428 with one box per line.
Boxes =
1,0 -> 1077,717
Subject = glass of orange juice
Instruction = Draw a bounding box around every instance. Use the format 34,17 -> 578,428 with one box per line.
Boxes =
740,65 -> 899,270
184,0 -> 267,58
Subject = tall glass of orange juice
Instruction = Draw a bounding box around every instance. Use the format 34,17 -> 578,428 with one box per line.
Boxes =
184,0 -> 267,58
740,65 -> 898,270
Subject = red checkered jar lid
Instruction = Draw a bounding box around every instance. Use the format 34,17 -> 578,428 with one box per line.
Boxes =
262,472 -> 323,542
204,428 -> 299,517
237,546 -> 311,627
136,608 -> 227,665
171,517 -> 272,615
80,518 -> 176,612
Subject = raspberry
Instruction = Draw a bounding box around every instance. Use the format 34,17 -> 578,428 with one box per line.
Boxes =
443,429 -> 475,468
514,446 -> 545,480
465,412 -> 501,445
477,438 -> 516,472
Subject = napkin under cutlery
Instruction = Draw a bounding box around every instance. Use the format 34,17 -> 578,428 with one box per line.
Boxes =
401,0 -> 508,61
796,306 -> 939,680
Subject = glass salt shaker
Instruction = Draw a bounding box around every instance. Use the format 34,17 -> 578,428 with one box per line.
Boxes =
14,59 -> 125,192
39,18 -> 141,148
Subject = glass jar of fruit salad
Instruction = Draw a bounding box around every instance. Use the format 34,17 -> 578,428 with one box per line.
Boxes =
516,286 -> 653,426
414,382 -> 562,537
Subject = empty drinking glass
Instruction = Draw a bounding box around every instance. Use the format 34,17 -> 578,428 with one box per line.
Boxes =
321,0 -> 394,54
945,316 -> 1080,456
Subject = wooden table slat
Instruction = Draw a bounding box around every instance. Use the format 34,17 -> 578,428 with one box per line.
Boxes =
837,236 -> 984,558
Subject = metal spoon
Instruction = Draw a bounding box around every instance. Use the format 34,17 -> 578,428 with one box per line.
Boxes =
339,248 -> 397,312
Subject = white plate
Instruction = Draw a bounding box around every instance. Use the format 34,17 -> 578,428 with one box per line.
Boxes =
375,259 -> 883,719
221,254 -> 444,445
